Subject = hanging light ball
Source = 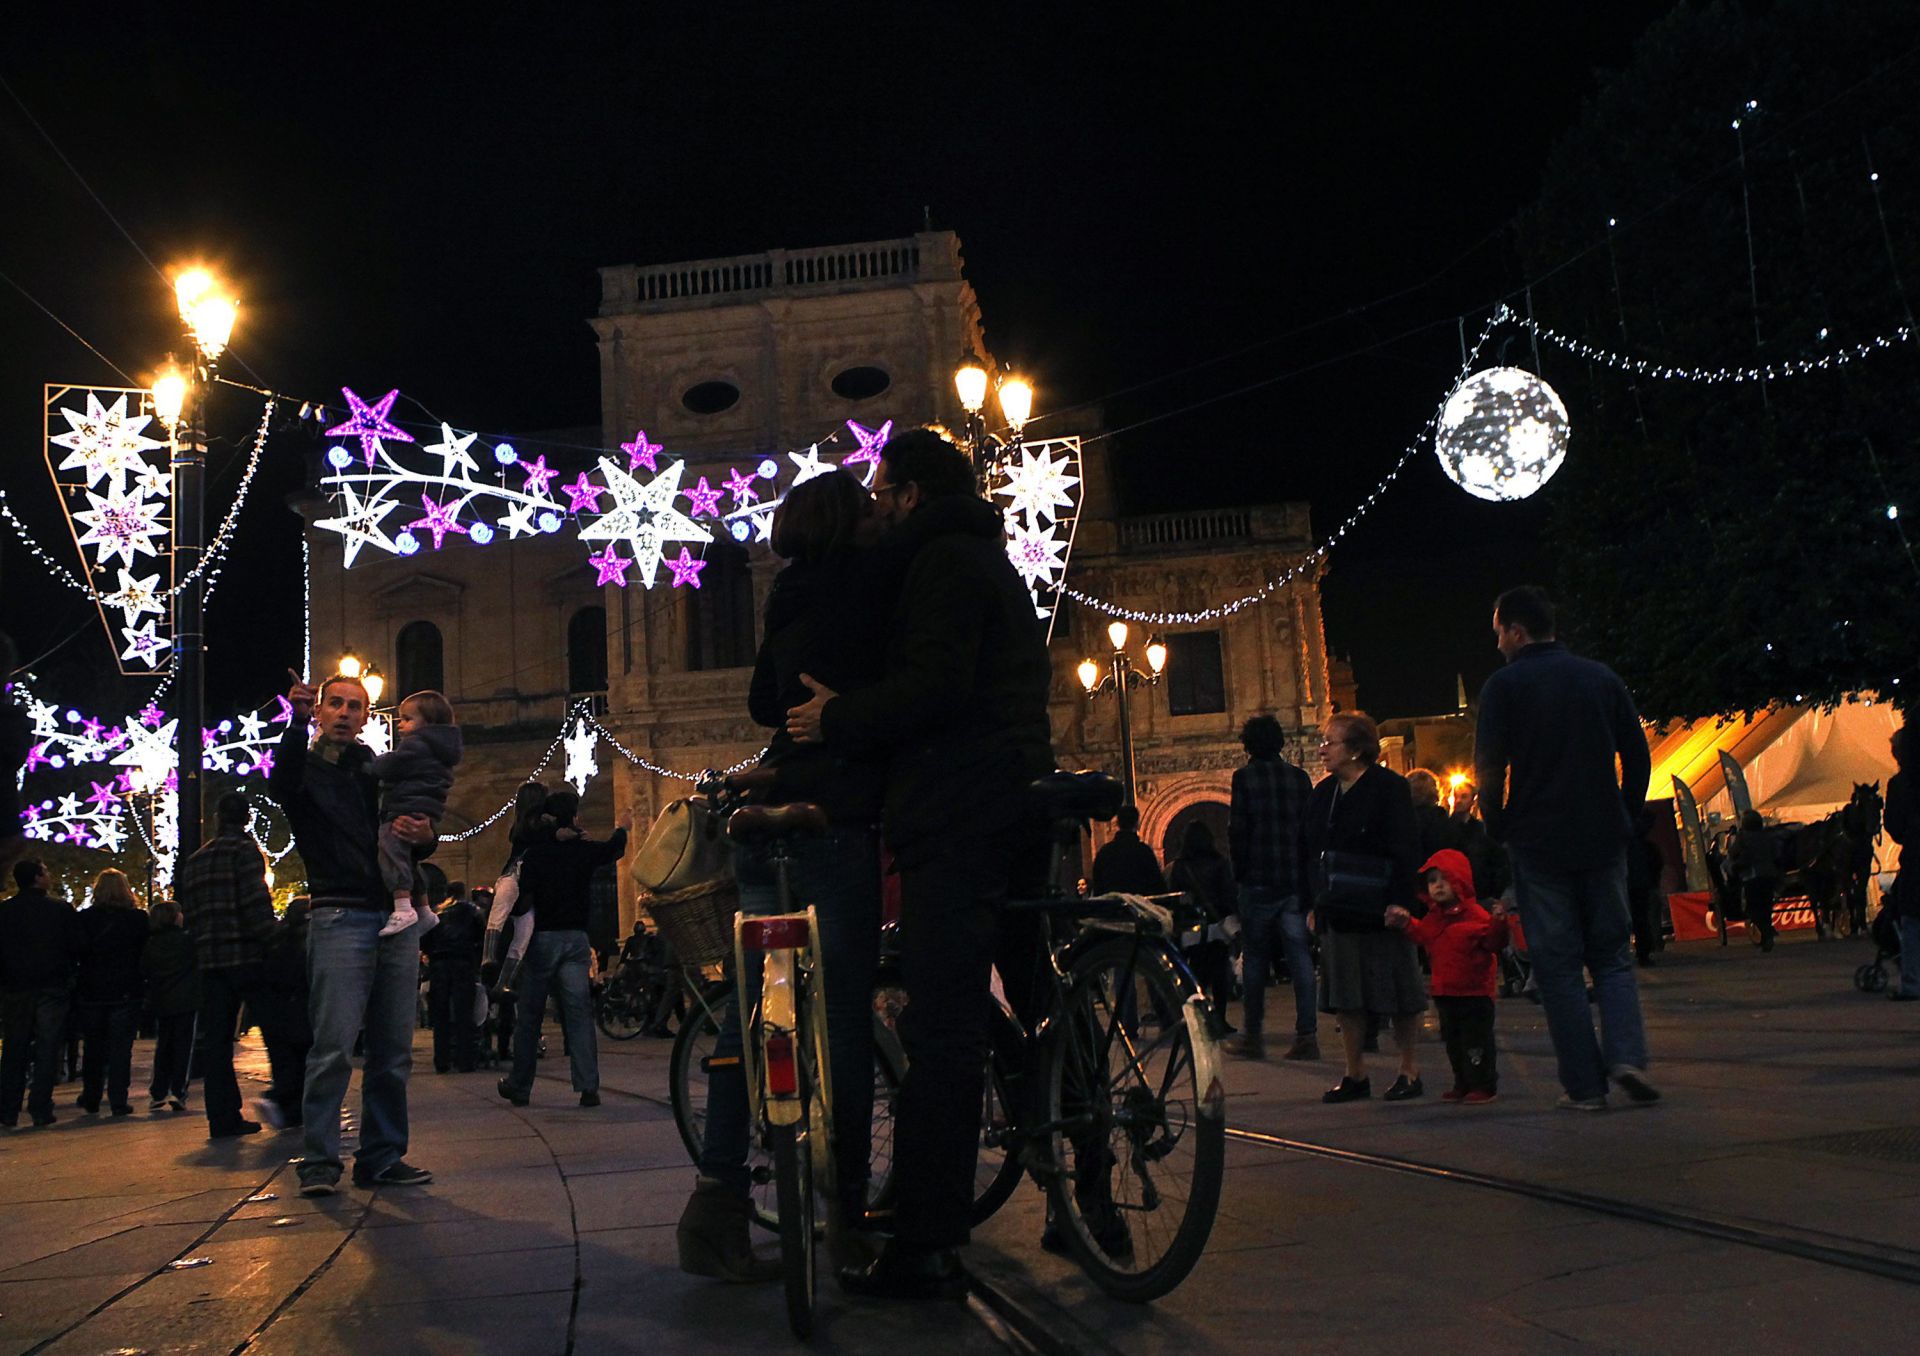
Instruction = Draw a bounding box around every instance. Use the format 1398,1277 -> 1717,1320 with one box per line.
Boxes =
1434,366 -> 1570,502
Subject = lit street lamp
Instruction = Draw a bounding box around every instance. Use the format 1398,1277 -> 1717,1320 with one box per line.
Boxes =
952,352 -> 1034,490
152,266 -> 238,865
1077,620 -> 1168,805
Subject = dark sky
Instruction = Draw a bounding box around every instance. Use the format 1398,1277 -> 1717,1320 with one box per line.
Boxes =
0,2 -> 1677,721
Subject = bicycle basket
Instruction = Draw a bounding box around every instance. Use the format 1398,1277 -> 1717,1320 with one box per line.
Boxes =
645,876 -> 739,967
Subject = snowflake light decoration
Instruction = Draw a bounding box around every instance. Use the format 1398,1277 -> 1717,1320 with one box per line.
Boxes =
563,716 -> 599,795
1434,366 -> 1570,502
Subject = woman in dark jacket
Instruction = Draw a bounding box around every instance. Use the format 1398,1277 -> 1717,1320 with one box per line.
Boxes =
1303,712 -> 1425,1104
1168,820 -> 1237,1035
678,468 -> 892,1282
76,868 -> 152,1115
141,899 -> 200,1110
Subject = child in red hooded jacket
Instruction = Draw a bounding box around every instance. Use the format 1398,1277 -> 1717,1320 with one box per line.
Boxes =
1385,849 -> 1509,1104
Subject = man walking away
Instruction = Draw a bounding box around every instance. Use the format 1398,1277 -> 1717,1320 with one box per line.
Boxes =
498,791 -> 629,1108
424,885 -> 484,1073
1475,586 -> 1658,1111
177,792 -> 299,1138
0,860 -> 84,1127
1227,714 -> 1317,1062
1090,804 -> 1168,896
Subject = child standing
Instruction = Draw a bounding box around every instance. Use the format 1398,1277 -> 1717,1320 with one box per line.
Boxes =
1386,848 -> 1509,1104
370,691 -> 463,938
140,899 -> 200,1111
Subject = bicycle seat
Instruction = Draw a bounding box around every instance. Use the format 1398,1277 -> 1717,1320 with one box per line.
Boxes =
727,801 -> 830,846
1030,770 -> 1125,823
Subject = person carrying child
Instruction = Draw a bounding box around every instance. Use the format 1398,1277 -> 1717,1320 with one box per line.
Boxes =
1386,848 -> 1509,1104
370,691 -> 463,938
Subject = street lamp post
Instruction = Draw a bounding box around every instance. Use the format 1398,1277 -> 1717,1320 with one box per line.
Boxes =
1077,621 -> 1168,805
952,353 -> 1035,491
155,268 -> 237,865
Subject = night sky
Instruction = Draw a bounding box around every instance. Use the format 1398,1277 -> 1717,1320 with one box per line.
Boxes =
1,2 -> 1678,722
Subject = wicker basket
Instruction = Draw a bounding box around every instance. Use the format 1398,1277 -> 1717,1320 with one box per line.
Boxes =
646,875 -> 739,967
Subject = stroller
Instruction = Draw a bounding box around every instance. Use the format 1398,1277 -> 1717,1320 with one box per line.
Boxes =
1853,907 -> 1902,994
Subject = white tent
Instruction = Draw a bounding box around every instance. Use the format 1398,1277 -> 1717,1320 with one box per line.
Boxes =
1702,699 -> 1901,823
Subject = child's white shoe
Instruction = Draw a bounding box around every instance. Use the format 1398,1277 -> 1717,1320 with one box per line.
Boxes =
416,905 -> 439,937
379,903 -> 417,938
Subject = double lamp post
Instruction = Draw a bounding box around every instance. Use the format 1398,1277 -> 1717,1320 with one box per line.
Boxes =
1077,622 -> 1166,806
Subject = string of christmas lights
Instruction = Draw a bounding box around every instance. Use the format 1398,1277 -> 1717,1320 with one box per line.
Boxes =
584,711 -> 765,782
1515,315 -> 1914,383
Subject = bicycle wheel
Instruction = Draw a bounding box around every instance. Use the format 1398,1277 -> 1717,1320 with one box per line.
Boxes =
1043,936 -> 1225,1302
595,978 -> 646,1041
669,980 -> 733,1160
973,1002 -> 1027,1226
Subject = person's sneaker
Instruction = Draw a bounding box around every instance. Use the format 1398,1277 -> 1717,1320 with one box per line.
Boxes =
497,1078 -> 529,1107
1322,1076 -> 1371,1104
167,1095 -> 186,1111
209,1119 -> 262,1139
1462,1089 -> 1499,1105
298,1166 -> 341,1197
1610,1067 -> 1661,1105
149,1096 -> 168,1113
110,1103 -> 134,1116
1382,1074 -> 1424,1102
248,1096 -> 287,1131
1556,1093 -> 1608,1112
1221,1034 -> 1265,1061
579,1091 -> 601,1108
29,1112 -> 56,1127
354,1160 -> 433,1189
1441,1086 -> 1468,1103
1282,1036 -> 1320,1061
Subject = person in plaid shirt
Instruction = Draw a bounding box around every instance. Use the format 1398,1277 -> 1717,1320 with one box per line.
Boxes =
177,792 -> 303,1137
1225,714 -> 1317,1061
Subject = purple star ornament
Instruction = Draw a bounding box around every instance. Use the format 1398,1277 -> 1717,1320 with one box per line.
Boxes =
589,546 -> 633,587
666,548 -> 707,589
325,388 -> 414,466
407,494 -> 469,550
563,473 -> 606,515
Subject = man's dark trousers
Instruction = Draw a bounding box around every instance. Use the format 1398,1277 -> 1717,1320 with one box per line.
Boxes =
427,960 -> 478,1071
0,989 -> 69,1122
197,963 -> 301,1131
78,999 -> 140,1110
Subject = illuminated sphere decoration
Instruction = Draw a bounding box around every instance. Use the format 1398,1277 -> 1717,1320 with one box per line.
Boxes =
1434,366 -> 1570,502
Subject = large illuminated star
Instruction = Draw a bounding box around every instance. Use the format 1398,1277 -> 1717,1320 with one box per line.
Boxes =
994,445 -> 1079,525
119,619 -> 171,667
563,473 -> 606,514
577,457 -> 712,589
563,717 -> 598,795
51,393 -> 167,492
406,494 -> 469,550
499,499 -> 539,540
841,419 -> 892,483
104,568 -> 165,620
425,422 -> 481,480
666,548 -> 707,589
74,485 -> 166,568
788,445 -> 834,485
620,429 -> 663,473
112,716 -> 178,795
315,479 -> 404,567
685,476 -> 723,518
588,545 -> 632,587
325,388 -> 414,466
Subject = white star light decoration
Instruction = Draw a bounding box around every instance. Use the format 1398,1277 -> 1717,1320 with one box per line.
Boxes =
1435,366 -> 1571,502
51,393 -> 166,492
576,458 -> 711,589
563,716 -> 599,794
984,437 -> 1084,637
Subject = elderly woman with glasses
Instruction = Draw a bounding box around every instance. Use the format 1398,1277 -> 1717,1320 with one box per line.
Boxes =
1305,712 -> 1426,1103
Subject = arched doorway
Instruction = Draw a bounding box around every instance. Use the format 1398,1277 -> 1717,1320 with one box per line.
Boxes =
1161,799 -> 1230,864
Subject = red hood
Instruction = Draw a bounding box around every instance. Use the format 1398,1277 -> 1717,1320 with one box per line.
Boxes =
1418,848 -> 1478,911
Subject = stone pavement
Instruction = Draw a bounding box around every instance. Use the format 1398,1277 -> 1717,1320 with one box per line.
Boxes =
2,929 -> 1916,1354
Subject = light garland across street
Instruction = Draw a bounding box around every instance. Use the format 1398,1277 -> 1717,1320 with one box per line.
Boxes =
1514,315 -> 1914,383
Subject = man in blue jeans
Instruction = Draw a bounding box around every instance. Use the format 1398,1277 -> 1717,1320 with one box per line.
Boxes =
497,789 -> 628,1108
1475,587 -> 1660,1111
1225,715 -> 1317,1061
271,670 -> 437,1195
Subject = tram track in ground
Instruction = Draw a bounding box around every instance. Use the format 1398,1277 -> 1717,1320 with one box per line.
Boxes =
1223,1123 -> 1920,1287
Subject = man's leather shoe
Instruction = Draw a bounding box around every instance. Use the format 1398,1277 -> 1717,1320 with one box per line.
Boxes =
497,1079 -> 529,1106
837,1241 -> 968,1301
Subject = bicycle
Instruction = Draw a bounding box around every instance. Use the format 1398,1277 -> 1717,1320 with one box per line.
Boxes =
593,923 -> 682,1041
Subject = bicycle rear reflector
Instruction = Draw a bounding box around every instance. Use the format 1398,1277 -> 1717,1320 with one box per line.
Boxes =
764,1033 -> 798,1096
740,916 -> 811,950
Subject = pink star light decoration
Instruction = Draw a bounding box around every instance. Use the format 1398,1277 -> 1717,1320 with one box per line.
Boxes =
407,494 -> 469,550
81,717 -> 105,741
666,548 -> 707,589
23,742 -> 50,773
685,476 -> 723,519
563,473 -> 606,514
254,748 -> 275,778
325,388 -> 414,466
722,466 -> 759,506
138,703 -> 164,726
842,419 -> 893,477
274,696 -> 294,724
86,781 -> 119,813
521,455 -> 560,498
589,546 -> 632,587
620,429 -> 663,473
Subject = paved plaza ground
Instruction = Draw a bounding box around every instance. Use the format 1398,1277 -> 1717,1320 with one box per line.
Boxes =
3,927 -> 1917,1355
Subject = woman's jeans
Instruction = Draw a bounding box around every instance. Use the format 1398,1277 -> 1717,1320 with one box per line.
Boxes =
700,828 -> 880,1209
1238,886 -> 1316,1039
510,930 -> 597,1094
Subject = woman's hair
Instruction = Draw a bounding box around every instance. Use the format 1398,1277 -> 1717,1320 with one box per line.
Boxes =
1406,768 -> 1441,807
1179,820 -> 1217,858
1326,711 -> 1381,764
508,782 -> 550,839
92,868 -> 139,910
771,469 -> 869,562
400,689 -> 456,726
150,899 -> 183,927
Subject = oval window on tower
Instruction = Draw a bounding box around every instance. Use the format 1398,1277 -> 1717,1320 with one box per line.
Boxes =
830,366 -> 891,401
681,380 -> 741,415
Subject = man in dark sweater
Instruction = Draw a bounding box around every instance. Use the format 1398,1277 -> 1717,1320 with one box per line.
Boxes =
498,790 -> 629,1107
422,883 -> 484,1073
271,671 -> 436,1195
1227,713 -> 1317,1062
1090,804 -> 1169,896
0,859 -> 84,1127
786,429 -> 1055,1300
1474,587 -> 1657,1111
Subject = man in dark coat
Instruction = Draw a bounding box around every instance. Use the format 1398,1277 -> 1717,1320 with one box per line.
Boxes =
422,884 -> 484,1072
787,429 -> 1055,1299
1090,804 -> 1168,896
1227,713 -> 1317,1062
1,859 -> 84,1127
1475,586 -> 1657,1110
